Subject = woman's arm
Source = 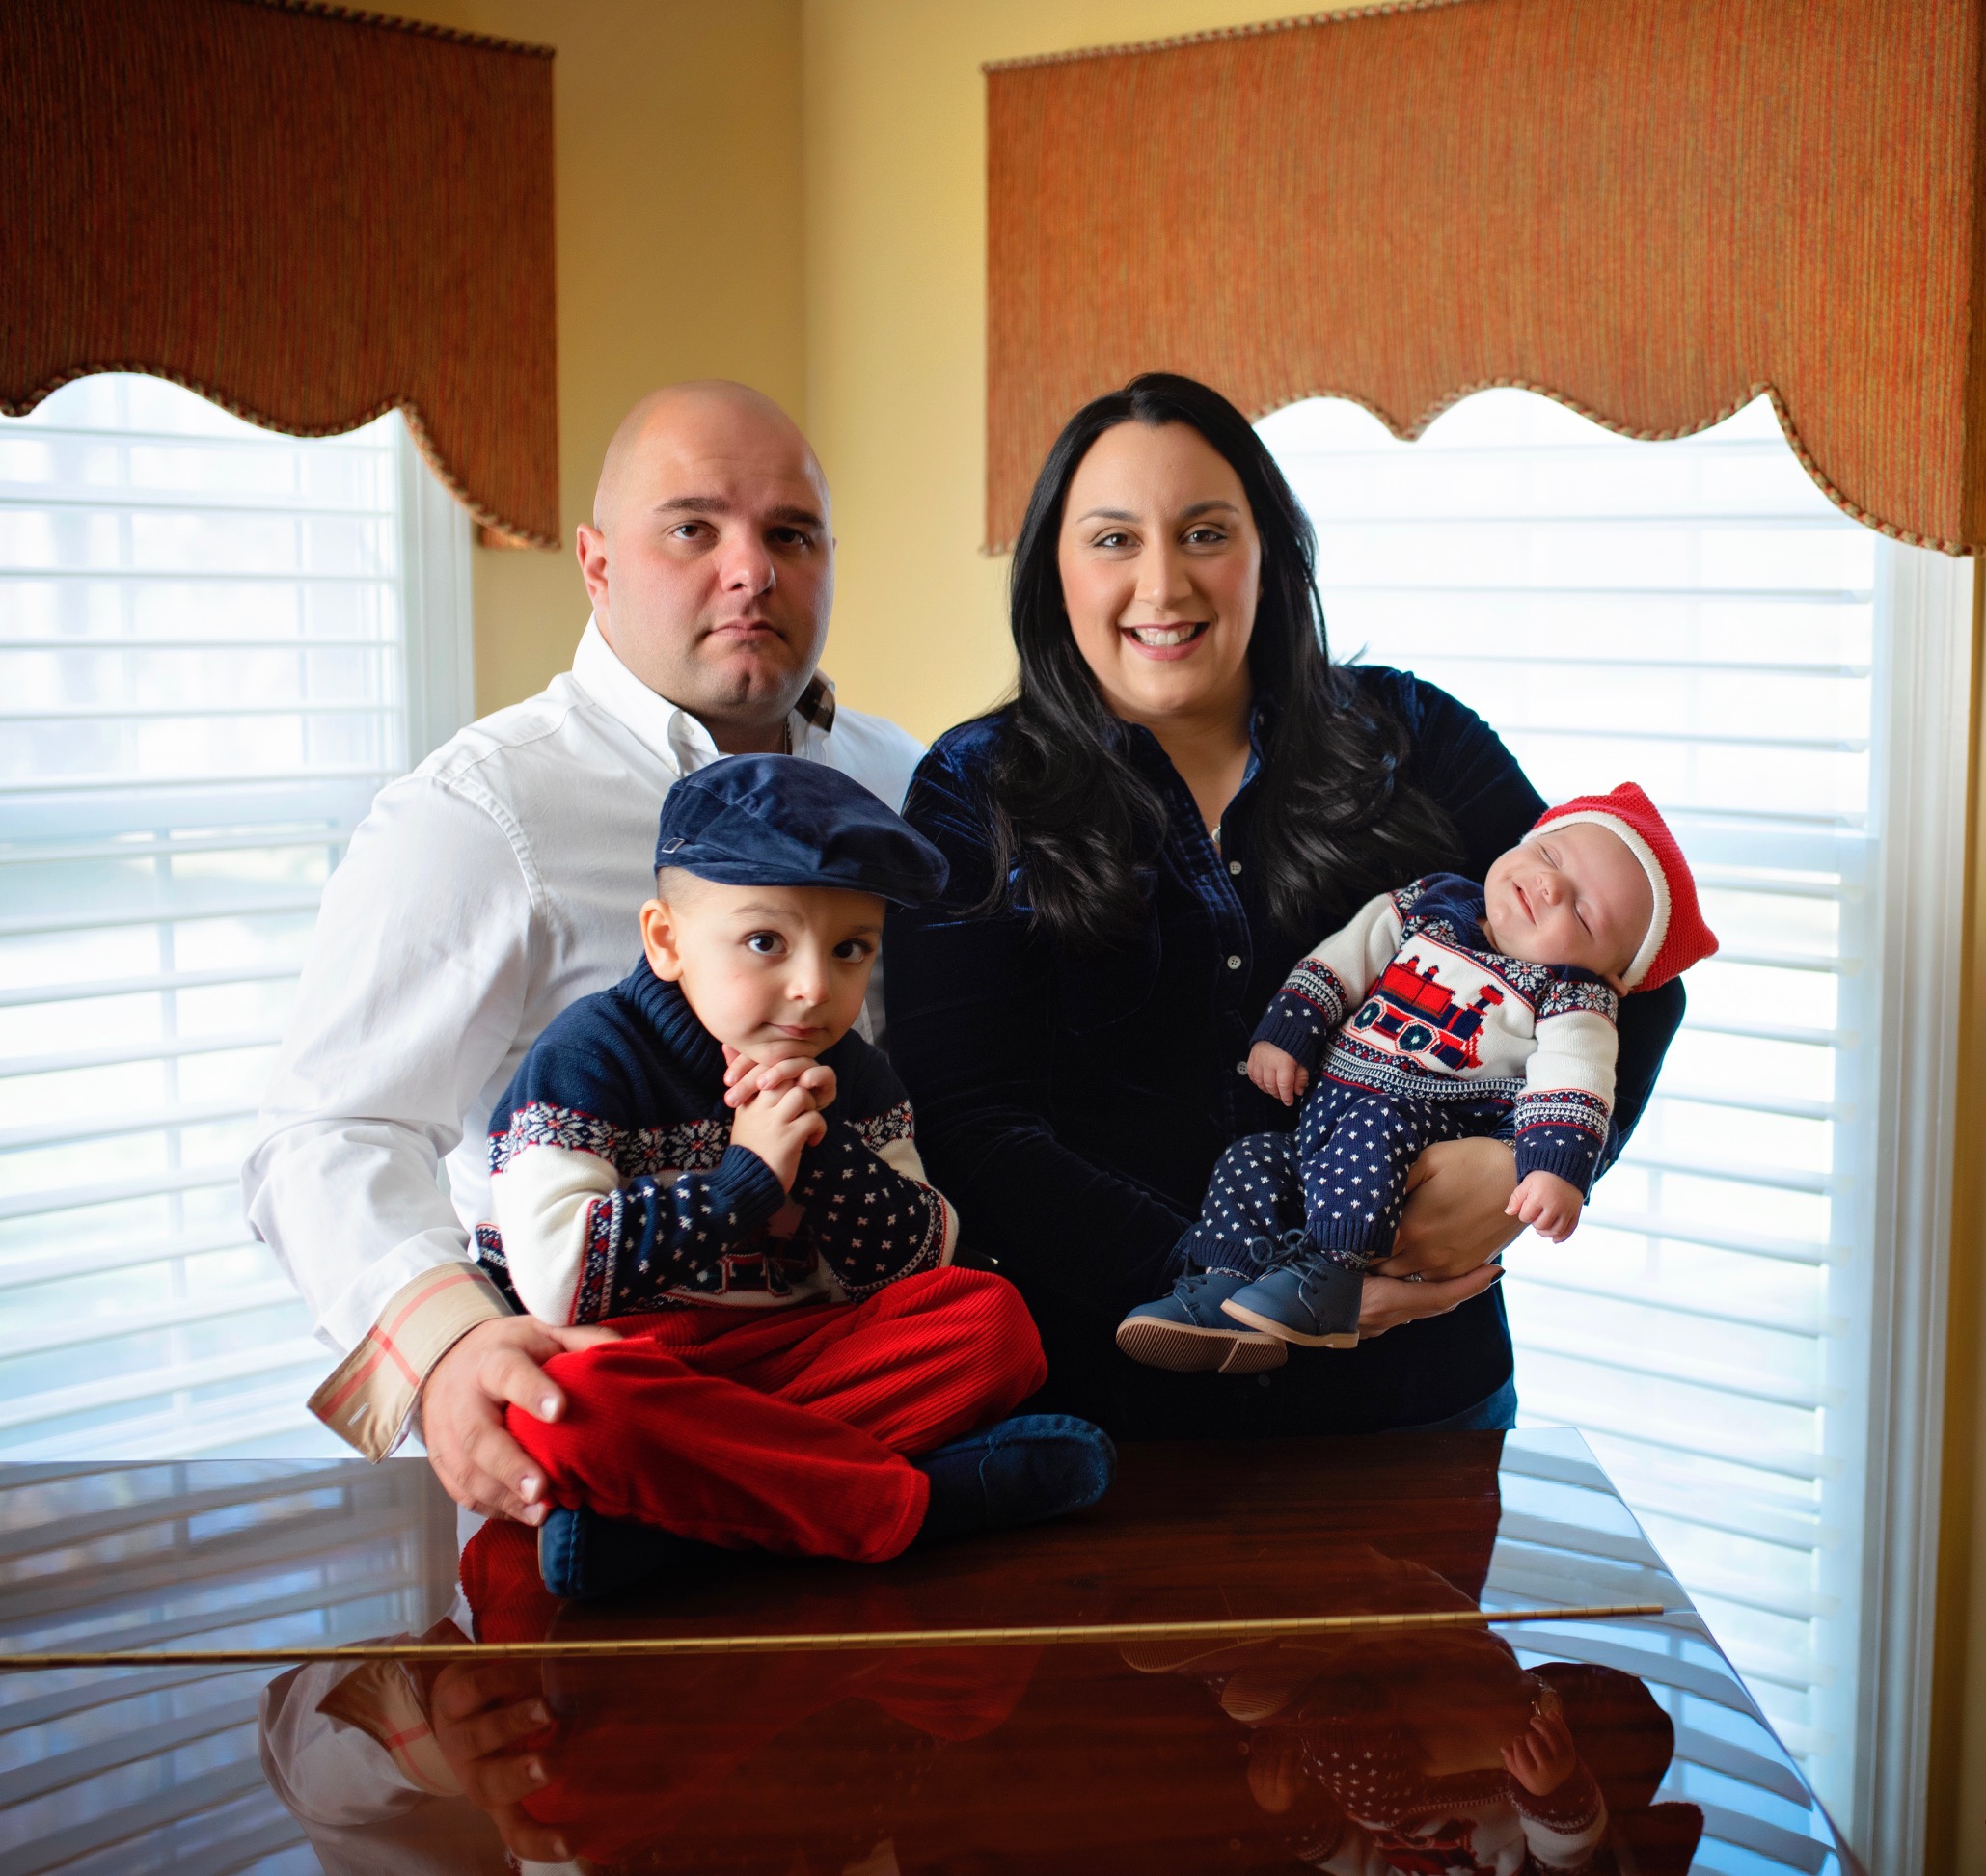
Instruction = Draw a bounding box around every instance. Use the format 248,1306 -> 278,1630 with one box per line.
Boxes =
884,742 -> 1192,1322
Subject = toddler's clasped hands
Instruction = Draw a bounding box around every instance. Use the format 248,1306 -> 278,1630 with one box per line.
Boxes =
721,1046 -> 835,1191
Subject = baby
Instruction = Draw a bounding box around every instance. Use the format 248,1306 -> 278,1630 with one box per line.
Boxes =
1119,783 -> 1717,1366
475,754 -> 1112,1599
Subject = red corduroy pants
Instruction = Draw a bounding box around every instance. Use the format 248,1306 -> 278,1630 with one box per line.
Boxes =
503,1266 -> 1047,1564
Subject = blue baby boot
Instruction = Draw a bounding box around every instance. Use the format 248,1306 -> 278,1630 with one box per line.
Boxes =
1220,1241 -> 1364,1348
1116,1268 -> 1289,1373
537,1504 -> 715,1602
913,1414 -> 1116,1544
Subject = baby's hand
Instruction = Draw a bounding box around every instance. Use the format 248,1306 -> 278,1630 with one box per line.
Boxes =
1248,1041 -> 1309,1107
1501,1703 -> 1578,1798
727,1074 -> 830,1193
1506,1170 -> 1583,1242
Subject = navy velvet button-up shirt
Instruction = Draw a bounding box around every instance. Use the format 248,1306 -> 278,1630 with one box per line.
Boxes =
884,666 -> 1684,1439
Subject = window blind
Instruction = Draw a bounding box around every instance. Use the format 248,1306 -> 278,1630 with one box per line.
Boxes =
0,376 -> 437,1461
1261,390 -> 1887,1824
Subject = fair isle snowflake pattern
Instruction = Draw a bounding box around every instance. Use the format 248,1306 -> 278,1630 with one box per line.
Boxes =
488,1102 -> 622,1175
1539,975 -> 1620,1023
853,1101 -> 914,1155
1401,915 -> 1564,1009
1513,1087 -> 1612,1134
1282,957 -> 1350,1033
489,1102 -> 734,1178
573,1190 -> 622,1322
1322,1034 -> 1526,1107
1510,1086 -> 1612,1178
1389,879 -> 1430,919
791,1120 -> 949,1301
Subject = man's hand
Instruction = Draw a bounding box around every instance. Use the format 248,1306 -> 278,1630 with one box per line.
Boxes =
1247,1040 -> 1309,1107
423,1316 -> 620,1524
1373,1136 -> 1524,1282
430,1658 -> 574,1862
1506,1170 -> 1584,1243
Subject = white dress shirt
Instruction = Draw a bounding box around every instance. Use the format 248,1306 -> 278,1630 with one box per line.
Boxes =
242,620 -> 923,1459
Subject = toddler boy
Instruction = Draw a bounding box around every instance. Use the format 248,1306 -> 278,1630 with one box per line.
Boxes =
1119,783 -> 1718,1366
476,754 -> 1112,1597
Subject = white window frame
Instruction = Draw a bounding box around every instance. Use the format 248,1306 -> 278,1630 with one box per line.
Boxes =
1854,546 -> 1973,1875
395,421 -> 477,770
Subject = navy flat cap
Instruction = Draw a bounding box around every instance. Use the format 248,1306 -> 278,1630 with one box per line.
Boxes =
654,754 -> 949,907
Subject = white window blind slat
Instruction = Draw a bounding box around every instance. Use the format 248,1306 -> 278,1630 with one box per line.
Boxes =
0,374 -> 468,1462
1262,389 -> 1894,1828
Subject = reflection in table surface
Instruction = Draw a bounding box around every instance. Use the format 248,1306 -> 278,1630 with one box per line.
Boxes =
0,1429 -> 1860,1875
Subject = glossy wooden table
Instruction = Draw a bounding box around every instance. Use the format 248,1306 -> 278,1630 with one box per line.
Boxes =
0,1430 -> 1859,1874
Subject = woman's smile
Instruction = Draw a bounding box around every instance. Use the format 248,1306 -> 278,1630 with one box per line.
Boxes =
1121,619 -> 1211,657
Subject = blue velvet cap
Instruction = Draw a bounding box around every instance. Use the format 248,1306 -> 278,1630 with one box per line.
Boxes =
654,754 -> 948,907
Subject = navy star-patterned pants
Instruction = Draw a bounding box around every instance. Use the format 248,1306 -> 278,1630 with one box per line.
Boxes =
1174,1081 -> 1512,1275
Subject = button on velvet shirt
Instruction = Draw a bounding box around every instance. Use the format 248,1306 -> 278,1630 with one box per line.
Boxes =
884,666 -> 1684,1438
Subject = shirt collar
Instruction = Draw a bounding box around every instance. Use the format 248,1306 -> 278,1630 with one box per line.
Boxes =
568,616 -> 838,775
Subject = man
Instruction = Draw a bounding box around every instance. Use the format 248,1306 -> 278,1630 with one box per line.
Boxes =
244,382 -> 922,1527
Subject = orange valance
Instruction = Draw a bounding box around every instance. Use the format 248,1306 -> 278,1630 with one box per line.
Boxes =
985,0 -> 1986,555
3,0 -> 559,547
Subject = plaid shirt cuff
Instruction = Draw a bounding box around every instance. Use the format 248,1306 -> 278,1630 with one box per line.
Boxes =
309,1263 -> 511,1461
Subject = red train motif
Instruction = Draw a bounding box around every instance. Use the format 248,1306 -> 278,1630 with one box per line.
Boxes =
1350,958 -> 1505,1072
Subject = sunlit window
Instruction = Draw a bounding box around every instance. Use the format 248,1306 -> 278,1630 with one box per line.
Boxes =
1262,388 -> 1941,1829
0,375 -> 469,1460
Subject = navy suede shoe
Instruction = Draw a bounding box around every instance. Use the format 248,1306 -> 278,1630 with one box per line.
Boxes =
1220,1247 -> 1364,1347
537,1504 -> 715,1602
913,1414 -> 1116,1544
1116,1269 -> 1289,1373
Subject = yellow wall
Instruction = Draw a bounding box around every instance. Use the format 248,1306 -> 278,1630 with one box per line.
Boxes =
799,0 -> 1360,744
391,0 -> 808,714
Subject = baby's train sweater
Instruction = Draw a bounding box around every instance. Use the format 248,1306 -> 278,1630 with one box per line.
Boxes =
476,963 -> 956,1324
1254,875 -> 1620,1194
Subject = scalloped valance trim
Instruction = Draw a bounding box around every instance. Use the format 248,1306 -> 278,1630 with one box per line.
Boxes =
982,0 -> 1483,74
5,0 -> 560,548
985,0 -> 1986,556
230,0 -> 554,59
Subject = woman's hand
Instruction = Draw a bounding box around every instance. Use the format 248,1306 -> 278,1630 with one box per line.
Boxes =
1373,1136 -> 1524,1282
1358,1264 -> 1505,1338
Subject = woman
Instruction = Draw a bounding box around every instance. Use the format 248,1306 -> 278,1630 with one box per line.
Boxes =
884,374 -> 1681,1438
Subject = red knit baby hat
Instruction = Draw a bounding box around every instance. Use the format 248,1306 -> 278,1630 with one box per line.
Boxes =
1532,782 -> 1719,992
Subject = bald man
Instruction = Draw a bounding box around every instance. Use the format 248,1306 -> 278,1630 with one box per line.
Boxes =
244,383 -> 923,1523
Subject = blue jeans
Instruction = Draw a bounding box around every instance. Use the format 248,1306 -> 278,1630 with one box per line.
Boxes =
1402,1373 -> 1518,1432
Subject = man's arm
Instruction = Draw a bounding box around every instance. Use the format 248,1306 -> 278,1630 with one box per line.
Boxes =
243,775 -> 590,1506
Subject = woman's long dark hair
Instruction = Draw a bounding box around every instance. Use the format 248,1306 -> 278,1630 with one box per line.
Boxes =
985,372 -> 1455,951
